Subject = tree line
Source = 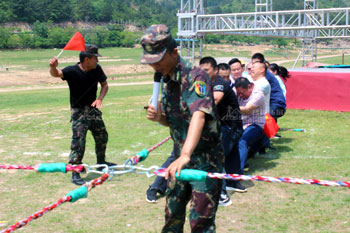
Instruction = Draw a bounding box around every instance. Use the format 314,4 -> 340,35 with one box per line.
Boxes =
0,0 -> 178,49
0,0 -> 178,27
0,0 -> 348,49
0,22 -> 137,49
1,0 -> 346,24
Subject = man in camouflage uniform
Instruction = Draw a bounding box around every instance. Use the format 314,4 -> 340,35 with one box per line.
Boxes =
141,24 -> 224,232
49,44 -> 115,185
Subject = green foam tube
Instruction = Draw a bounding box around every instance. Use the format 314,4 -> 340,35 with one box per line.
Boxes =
66,186 -> 88,203
136,149 -> 149,162
293,129 -> 304,132
175,169 -> 208,182
37,163 -> 67,173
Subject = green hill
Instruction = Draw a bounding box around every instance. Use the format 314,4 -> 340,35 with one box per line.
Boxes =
1,0 -> 349,27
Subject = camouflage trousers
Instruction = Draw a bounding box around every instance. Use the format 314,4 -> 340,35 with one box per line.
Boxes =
68,107 -> 108,165
162,178 -> 222,233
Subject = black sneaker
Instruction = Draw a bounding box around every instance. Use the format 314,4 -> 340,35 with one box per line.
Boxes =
273,134 -> 282,139
247,150 -> 256,159
96,161 -> 117,171
219,191 -> 232,207
258,147 -> 266,154
226,181 -> 247,193
71,172 -> 85,186
146,188 -> 158,204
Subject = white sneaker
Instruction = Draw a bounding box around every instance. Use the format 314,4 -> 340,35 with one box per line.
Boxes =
226,182 -> 247,193
219,193 -> 232,207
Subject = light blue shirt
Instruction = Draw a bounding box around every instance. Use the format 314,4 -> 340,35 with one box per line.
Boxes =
274,75 -> 286,99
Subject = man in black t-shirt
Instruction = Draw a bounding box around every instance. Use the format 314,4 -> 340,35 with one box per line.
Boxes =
200,57 -> 246,206
49,44 -> 115,185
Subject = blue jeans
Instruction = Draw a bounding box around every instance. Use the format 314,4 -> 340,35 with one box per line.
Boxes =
239,124 -> 269,173
221,125 -> 243,175
149,149 -> 175,194
220,125 -> 243,192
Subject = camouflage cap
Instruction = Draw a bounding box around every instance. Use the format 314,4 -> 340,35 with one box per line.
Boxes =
84,44 -> 102,57
140,24 -> 175,64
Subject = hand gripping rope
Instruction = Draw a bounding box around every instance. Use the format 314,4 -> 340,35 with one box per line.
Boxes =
154,169 -> 350,188
0,136 -> 170,233
4,135 -> 349,233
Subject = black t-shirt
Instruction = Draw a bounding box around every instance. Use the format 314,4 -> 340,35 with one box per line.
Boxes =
62,64 -> 107,108
213,76 -> 242,130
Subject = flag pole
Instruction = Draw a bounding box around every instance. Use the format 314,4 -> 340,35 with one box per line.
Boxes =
56,50 -> 64,59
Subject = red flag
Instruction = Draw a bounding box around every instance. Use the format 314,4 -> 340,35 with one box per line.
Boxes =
63,32 -> 85,51
264,113 -> 279,138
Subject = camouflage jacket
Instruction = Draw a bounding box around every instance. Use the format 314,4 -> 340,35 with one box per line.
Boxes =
161,57 -> 223,172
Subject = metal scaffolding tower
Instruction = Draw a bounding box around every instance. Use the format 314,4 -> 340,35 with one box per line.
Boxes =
255,0 -> 273,12
304,0 -> 318,10
177,0 -> 204,64
177,0 -> 350,66
298,0 -> 319,66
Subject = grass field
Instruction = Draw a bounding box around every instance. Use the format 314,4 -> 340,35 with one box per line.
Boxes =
1,83 -> 350,233
0,47 -> 350,232
0,45 -> 348,77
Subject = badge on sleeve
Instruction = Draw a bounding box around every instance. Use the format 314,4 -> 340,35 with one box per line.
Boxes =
213,85 -> 224,91
194,81 -> 207,97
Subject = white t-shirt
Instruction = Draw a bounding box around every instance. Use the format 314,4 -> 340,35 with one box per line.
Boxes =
254,77 -> 271,113
242,72 -> 253,82
229,74 -> 253,94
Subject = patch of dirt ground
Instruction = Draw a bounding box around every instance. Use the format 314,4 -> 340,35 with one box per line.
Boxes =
204,43 -> 275,55
1,43 -> 347,88
0,64 -> 153,87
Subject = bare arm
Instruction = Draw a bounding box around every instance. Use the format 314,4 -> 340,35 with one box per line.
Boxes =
240,102 -> 258,115
213,91 -> 224,105
91,81 -> 108,108
165,110 -> 205,180
49,57 -> 63,78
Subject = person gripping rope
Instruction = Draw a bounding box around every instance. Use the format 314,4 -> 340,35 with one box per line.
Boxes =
200,57 -> 245,207
49,44 -> 116,185
141,24 -> 223,232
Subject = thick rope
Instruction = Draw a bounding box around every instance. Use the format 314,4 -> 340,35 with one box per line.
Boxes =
0,165 -> 34,170
0,164 -> 84,173
147,136 -> 171,153
0,174 -> 109,233
65,165 -> 85,173
130,136 -> 171,164
154,169 -> 350,188
0,196 -> 72,233
207,173 -> 350,188
0,137 -> 167,232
